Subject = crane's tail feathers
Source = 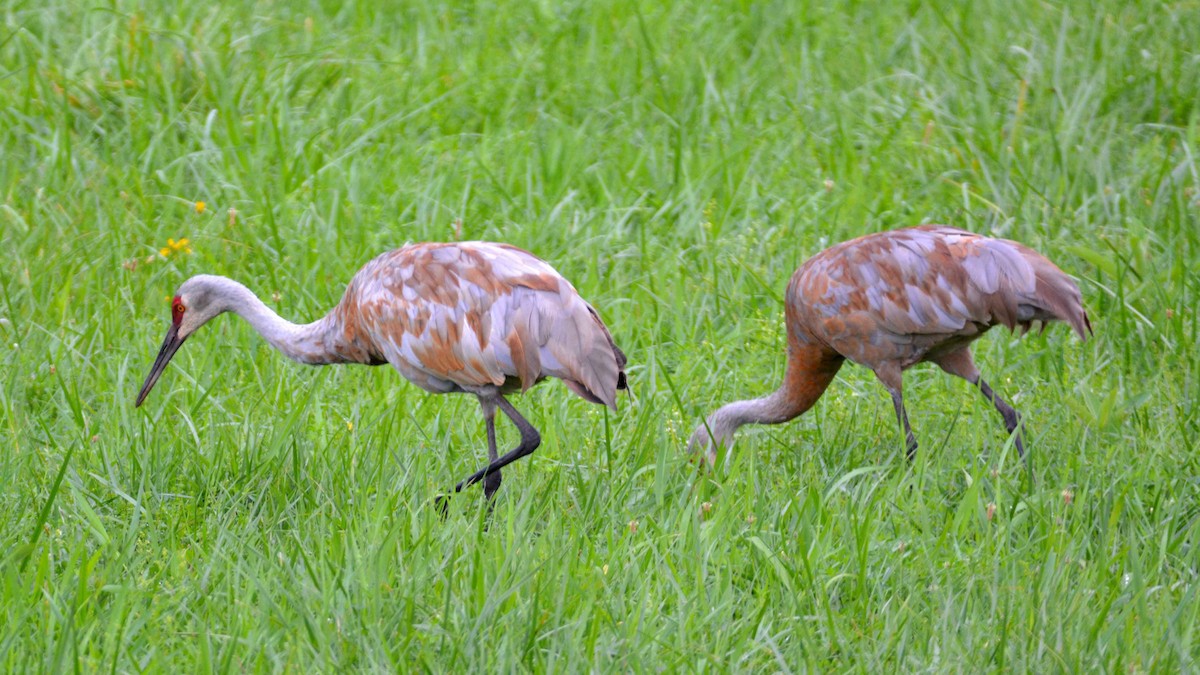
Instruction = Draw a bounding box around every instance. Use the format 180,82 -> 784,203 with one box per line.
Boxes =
532,298 -> 625,410
612,343 -> 629,390
509,289 -> 625,409
579,304 -> 627,404
563,379 -> 610,406
1022,252 -> 1093,341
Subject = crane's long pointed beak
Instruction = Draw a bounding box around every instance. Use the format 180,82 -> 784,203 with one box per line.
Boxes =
136,324 -> 185,407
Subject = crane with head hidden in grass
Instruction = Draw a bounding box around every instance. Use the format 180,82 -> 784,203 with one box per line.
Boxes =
688,225 -> 1092,463
136,242 -> 627,501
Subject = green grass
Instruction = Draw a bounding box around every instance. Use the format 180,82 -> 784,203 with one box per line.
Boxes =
2,0 -> 1198,669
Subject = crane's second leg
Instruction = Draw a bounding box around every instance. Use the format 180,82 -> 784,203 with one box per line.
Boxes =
875,365 -> 918,460
932,349 -> 1025,460
455,396 -> 541,494
976,378 -> 1025,459
479,398 -> 502,500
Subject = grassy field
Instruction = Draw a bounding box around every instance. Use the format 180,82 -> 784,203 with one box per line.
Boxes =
2,0 -> 1198,670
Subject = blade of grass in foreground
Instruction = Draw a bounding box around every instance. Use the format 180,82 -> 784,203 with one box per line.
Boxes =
18,441 -> 75,573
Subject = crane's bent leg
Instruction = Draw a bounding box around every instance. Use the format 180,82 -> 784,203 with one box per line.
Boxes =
931,349 -> 1026,460
976,378 -> 1025,459
478,398 -> 502,500
874,365 -> 917,460
455,396 -> 541,494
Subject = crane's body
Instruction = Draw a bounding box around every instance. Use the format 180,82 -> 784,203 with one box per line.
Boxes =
689,225 -> 1092,462
137,242 -> 627,501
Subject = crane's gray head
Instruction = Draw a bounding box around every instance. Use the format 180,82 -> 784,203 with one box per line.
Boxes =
135,275 -> 237,406
686,414 -> 738,468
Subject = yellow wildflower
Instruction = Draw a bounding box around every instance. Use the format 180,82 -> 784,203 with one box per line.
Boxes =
159,237 -> 194,258
195,201 -> 206,214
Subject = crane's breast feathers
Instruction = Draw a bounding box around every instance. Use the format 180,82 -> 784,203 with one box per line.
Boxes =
343,242 -> 621,405
794,226 -> 1059,341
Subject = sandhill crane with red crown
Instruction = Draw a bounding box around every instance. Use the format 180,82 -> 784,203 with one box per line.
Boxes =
137,242 -> 627,501
689,225 -> 1092,463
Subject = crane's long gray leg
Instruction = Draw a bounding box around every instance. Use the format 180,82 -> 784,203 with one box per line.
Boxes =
875,365 -> 918,460
479,397 -> 502,500
454,396 -> 541,494
931,349 -> 1026,460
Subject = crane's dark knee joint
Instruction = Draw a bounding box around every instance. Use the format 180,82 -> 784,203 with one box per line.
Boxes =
483,471 -> 502,500
524,428 -> 541,451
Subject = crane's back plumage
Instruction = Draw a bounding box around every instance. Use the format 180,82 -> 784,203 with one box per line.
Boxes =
790,226 -> 1091,370
340,242 -> 626,409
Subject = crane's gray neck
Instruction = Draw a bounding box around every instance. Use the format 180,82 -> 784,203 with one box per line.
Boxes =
688,389 -> 798,458
213,278 -> 353,366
